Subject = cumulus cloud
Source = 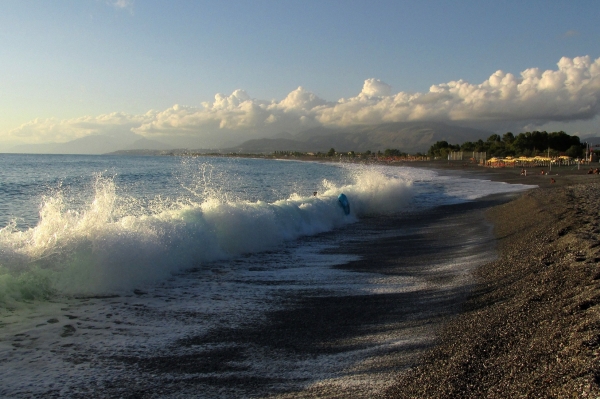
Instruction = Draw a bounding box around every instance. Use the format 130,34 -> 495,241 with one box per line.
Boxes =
360,78 -> 392,98
9,112 -> 153,143
318,55 -> 600,127
277,86 -> 328,110
130,87 -> 326,146
6,55 -> 600,148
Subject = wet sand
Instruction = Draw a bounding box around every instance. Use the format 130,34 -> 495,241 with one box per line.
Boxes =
261,162 -> 600,398
99,163 -> 600,398
116,193 -> 514,399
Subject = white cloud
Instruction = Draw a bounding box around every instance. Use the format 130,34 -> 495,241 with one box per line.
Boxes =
109,0 -> 134,12
8,112 -> 153,143
319,55 -> 600,127
129,89 -> 325,147
6,55 -> 600,148
277,86 -> 327,111
360,78 -> 392,98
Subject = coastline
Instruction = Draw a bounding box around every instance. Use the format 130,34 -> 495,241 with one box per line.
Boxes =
3,158 -> 599,397
262,163 -> 600,398
107,162 -> 600,397
381,164 -> 600,397
120,192 -> 515,399
396,159 -> 596,188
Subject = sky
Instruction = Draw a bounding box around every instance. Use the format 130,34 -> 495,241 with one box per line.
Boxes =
1,0 -> 599,150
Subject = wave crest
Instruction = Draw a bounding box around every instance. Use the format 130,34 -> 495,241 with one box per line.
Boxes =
0,167 -> 413,305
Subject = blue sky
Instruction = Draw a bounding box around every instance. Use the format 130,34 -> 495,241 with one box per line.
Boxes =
1,0 -> 599,149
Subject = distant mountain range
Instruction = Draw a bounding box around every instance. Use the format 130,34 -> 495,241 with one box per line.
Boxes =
6,134 -> 174,154
5,122 -> 495,155
223,122 -> 495,154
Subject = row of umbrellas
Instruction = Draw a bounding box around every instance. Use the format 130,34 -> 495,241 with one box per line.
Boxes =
486,155 -> 573,163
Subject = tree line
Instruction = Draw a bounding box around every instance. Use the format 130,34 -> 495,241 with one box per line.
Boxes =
427,131 -> 585,159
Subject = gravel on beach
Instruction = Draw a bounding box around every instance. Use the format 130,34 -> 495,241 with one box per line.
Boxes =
383,177 -> 600,398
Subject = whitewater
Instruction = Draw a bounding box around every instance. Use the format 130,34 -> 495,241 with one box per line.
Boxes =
0,154 -> 534,398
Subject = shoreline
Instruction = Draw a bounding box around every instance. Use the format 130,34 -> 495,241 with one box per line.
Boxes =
398,159 -> 597,188
2,159 -> 599,397
381,165 -> 600,397
261,153 -> 599,191
269,160 -> 600,397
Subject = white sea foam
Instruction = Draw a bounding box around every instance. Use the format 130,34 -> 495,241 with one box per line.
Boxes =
0,166 -> 414,304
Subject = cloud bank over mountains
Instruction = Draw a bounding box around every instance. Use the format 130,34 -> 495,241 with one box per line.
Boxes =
6,55 -> 600,149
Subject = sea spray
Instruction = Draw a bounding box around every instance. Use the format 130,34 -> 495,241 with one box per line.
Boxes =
0,164 -> 415,305
335,167 -> 415,214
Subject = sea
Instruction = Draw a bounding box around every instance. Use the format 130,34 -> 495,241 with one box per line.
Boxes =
0,154 -> 535,398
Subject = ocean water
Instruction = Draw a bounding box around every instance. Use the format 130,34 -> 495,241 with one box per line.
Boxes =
0,154 -> 535,397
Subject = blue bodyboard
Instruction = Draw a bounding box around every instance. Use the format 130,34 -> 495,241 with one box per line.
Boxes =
338,193 -> 350,215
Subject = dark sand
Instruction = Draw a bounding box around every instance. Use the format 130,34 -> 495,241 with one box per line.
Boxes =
119,162 -> 600,398
260,162 -> 600,398
128,191 -> 514,399
381,162 -> 600,398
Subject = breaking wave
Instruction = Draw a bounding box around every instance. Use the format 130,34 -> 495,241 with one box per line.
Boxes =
0,166 -> 414,306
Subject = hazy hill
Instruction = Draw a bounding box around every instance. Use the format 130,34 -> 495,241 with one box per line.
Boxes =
226,122 -> 494,154
5,122 -> 494,155
224,138 -> 313,153
120,138 -> 174,151
7,135 -> 173,154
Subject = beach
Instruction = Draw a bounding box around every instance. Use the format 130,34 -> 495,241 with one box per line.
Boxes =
4,2 -> 600,397
248,162 -> 600,398
109,164 -> 600,398
258,163 -> 600,398
380,163 -> 600,398
2,159 -> 599,398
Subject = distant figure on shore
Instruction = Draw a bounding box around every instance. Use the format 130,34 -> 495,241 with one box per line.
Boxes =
594,168 -> 599,175
540,169 -> 545,175
520,168 -> 526,175
588,168 -> 594,174
551,178 -> 556,183
313,191 -> 317,196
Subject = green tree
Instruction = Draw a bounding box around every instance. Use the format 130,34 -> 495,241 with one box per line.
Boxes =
502,132 -> 515,145
530,131 -> 549,154
565,144 -> 584,158
327,148 -> 336,156
512,133 -> 532,154
460,141 -> 476,152
427,130 -> 581,158
475,139 -> 486,152
487,134 -> 501,143
384,148 -> 404,157
548,131 -> 580,152
427,141 -> 460,158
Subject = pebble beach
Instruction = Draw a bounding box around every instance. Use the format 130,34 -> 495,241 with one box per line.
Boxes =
382,163 -> 600,398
